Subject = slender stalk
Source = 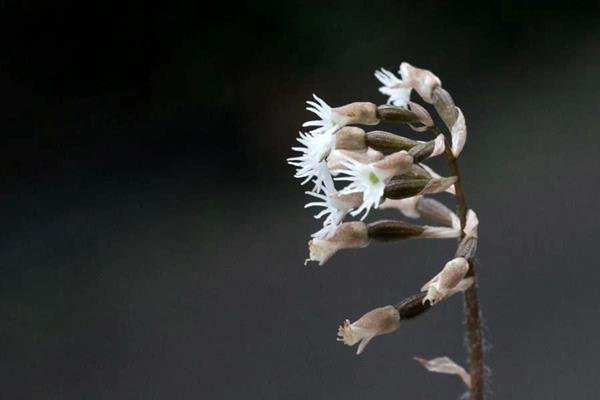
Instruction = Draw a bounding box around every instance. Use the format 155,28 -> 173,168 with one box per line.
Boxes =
432,126 -> 485,400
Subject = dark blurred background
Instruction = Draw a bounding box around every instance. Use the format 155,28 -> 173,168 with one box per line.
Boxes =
1,1 -> 599,399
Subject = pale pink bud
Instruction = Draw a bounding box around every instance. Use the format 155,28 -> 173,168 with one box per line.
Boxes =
306,221 -> 369,266
421,257 -> 472,305
337,305 -> 400,355
451,107 -> 467,157
400,62 -> 442,103
414,356 -> 471,388
407,101 -> 434,132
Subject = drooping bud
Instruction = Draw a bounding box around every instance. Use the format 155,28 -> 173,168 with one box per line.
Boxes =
418,164 -> 456,195
414,356 -> 471,388
421,176 -> 458,195
327,148 -> 383,174
337,305 -> 400,355
365,130 -> 418,154
421,257 -> 473,305
305,221 -> 369,266
332,102 -> 380,126
334,127 -> 367,151
400,62 -> 442,103
451,107 -> 467,157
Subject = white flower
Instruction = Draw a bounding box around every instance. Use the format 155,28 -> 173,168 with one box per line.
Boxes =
336,152 -> 413,220
374,68 -> 412,107
302,94 -> 348,134
305,183 -> 363,239
337,305 -> 400,355
287,128 -> 335,193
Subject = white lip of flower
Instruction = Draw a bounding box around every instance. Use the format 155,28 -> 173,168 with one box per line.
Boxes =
287,128 -> 336,193
337,305 -> 400,355
302,94 -> 348,134
335,159 -> 390,220
374,68 -> 412,108
304,186 -> 362,239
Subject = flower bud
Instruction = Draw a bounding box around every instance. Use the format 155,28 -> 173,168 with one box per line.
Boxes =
451,107 -> 466,157
456,209 -> 479,260
365,130 -> 417,154
384,175 -> 456,200
337,305 -> 400,355
416,197 -> 460,228
400,62 -> 442,103
305,221 -> 369,266
421,257 -> 473,305
334,127 -> 367,151
333,102 -> 379,126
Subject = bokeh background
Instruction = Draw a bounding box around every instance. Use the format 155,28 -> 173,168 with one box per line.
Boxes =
2,1 -> 599,399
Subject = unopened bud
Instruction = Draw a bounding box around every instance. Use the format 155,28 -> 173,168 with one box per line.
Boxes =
400,62 -> 442,103
421,176 -> 457,195
421,257 -> 473,305
333,102 -> 379,126
306,221 -> 369,266
384,175 -> 456,200
456,209 -> 479,260
365,130 -> 418,154
367,220 -> 425,241
337,305 -> 400,355
450,107 -> 466,157
334,127 -> 367,151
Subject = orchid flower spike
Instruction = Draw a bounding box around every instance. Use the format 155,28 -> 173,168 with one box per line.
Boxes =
336,151 -> 413,219
337,305 -> 400,355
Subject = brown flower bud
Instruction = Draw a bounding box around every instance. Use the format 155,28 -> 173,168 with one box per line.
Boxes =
431,86 -> 459,128
367,220 -> 425,241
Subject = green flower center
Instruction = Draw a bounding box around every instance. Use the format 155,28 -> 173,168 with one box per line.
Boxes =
369,171 -> 380,185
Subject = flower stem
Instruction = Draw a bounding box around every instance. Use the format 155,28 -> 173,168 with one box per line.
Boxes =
432,126 -> 485,400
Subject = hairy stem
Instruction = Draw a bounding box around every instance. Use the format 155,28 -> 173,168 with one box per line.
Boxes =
432,126 -> 485,400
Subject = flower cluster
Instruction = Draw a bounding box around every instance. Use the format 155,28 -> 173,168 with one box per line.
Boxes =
287,62 -> 482,395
